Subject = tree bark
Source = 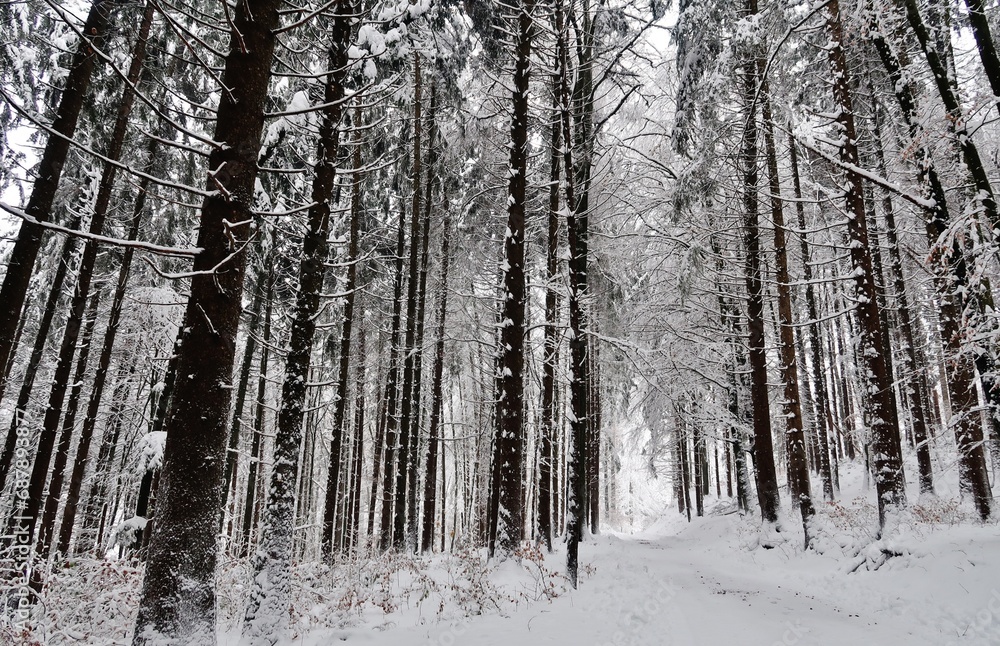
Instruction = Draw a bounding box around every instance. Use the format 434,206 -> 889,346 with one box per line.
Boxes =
759,75 -> 814,542
57,166 -> 148,556
788,135 -> 835,501
491,0 -> 535,558
394,54 -> 424,552
421,209 -> 451,553
741,0 -> 780,525
240,279 -> 273,559
825,0 -> 906,529
322,101 -> 365,559
132,0 -> 283,641
0,0 -> 116,386
19,0 -> 155,586
35,287 -> 102,562
538,68 -> 562,552
963,0 -> 1000,115
0,215 -> 80,495
243,7 -> 352,640
870,11 -> 993,515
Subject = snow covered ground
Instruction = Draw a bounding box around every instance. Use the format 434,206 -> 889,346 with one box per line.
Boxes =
273,518 -> 999,645
268,457 -> 1000,646
16,461 -> 1000,645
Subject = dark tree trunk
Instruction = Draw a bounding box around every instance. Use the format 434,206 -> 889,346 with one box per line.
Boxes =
322,102 -> 365,559
741,0 -> 780,525
0,0 -> 116,385
963,0 -> 1000,115
679,425 -> 692,522
367,341 -> 387,542
900,0 -> 998,228
674,432 -> 685,515
21,0 -> 155,587
0,216 -> 80,495
788,135 -> 835,501
57,169 -> 147,556
558,0 -> 588,587
825,0 -> 906,529
714,236 -> 753,513
760,78 -> 814,543
870,104 -> 934,495
36,288 -> 102,561
347,327 -> 366,552
77,355 -> 135,555
406,80 -> 438,552
241,279 -> 272,559
243,8 -> 351,639
222,269 -> 266,535
379,188 -> 410,550
132,0 -> 284,641
421,209 -> 451,553
491,0 -> 535,557
692,421 -> 704,518
871,13 -> 993,515
394,54 -> 424,552
537,71 -> 561,552
588,335 -> 601,533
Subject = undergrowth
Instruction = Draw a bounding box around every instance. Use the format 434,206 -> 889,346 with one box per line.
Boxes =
3,544 -> 567,644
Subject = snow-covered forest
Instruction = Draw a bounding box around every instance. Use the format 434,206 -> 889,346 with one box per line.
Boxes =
2,0 -> 1000,643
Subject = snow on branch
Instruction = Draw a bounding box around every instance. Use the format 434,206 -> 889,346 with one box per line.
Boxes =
792,130 -> 936,211
0,202 -> 201,258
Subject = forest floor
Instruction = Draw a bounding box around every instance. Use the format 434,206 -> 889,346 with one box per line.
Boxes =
20,462 -> 1000,645
262,461 -> 1000,646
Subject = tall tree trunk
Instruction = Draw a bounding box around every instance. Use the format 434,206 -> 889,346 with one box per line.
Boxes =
367,340 -> 387,542
870,10 -> 992,515
36,287 -> 102,561
77,354 -> 135,554
899,0 -> 998,228
557,0 -> 588,586
692,419 -> 704,518
963,0 -> 1000,116
825,0 -> 906,529
407,80 -> 438,552
222,267 -> 266,536
588,333 -> 601,533
132,0 -> 284,641
491,0 -> 535,558
870,103 -> 934,495
421,209 -> 451,553
321,102 -> 366,559
394,54 -> 424,553
241,279 -> 273,559
741,0 -> 780,525
243,8 -> 351,641
537,71 -> 561,552
679,424 -> 692,522
57,165 -> 149,556
0,0 -> 116,385
19,0 -> 155,587
788,135 -> 835,501
379,190 -> 410,550
347,326 -> 366,552
0,215 -> 80,495
759,75 -> 813,542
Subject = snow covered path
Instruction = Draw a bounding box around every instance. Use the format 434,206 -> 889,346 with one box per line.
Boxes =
397,532 -> 931,646
287,503 -> 1000,646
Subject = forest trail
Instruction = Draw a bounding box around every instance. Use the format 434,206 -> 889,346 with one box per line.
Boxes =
398,532 -> 932,646
286,499 -> 997,646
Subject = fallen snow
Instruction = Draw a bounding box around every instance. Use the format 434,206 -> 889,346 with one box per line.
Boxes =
13,464 -> 1000,645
